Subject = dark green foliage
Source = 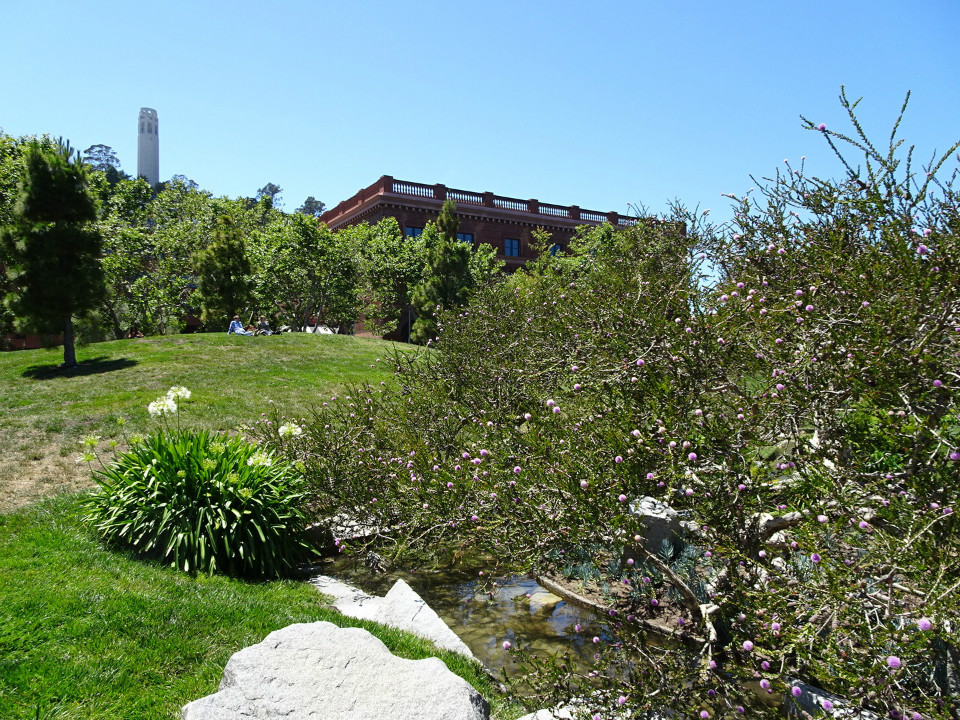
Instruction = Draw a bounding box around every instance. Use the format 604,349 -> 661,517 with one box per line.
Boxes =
436,198 -> 460,241
296,195 -> 326,217
409,223 -> 474,344
192,215 -> 253,330
248,213 -> 358,330
83,144 -> 129,187
1,139 -> 105,366
84,430 -> 314,578
261,94 -> 960,718
255,182 -> 282,208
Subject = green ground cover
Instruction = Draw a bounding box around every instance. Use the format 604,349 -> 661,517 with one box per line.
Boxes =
0,494 -> 519,719
0,332 -> 399,511
0,334 -> 518,719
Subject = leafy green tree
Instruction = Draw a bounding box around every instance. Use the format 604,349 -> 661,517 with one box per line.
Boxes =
353,218 -> 429,337
409,222 -> 473,344
255,182 -> 282,208
468,241 -> 505,288
192,215 -> 253,330
168,174 -> 199,191
82,144 -> 129,186
248,214 -> 358,331
1,139 -> 105,367
296,196 -> 326,217
96,177 -> 158,338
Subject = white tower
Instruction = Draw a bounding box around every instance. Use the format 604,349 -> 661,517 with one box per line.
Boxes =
137,107 -> 159,187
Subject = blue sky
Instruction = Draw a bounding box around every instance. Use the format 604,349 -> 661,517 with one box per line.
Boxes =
2,1 -> 958,225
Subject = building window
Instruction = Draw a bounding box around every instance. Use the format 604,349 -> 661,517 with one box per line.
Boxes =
504,238 -> 520,257
549,243 -> 563,256
456,232 -> 473,244
405,226 -> 423,238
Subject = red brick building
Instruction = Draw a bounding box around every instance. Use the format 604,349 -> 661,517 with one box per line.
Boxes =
319,175 -> 637,270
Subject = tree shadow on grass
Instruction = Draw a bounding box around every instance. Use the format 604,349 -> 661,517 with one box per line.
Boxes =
21,356 -> 138,380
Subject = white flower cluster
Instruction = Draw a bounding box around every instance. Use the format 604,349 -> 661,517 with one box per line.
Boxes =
147,386 -> 191,417
148,396 -> 178,416
167,386 -> 192,401
278,422 -> 304,439
246,451 -> 272,467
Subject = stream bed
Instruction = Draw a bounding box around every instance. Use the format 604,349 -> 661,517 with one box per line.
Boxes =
322,556 -> 611,674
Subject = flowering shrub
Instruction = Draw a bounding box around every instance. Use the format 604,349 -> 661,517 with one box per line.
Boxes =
85,428 -> 314,579
256,94 -> 959,718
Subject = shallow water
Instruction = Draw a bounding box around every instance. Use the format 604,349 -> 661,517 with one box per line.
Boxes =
323,556 -> 611,674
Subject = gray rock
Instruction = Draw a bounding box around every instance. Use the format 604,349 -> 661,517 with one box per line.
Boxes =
182,621 -> 489,720
786,679 -> 880,719
527,591 -> 563,613
376,579 -> 474,657
311,575 -> 473,657
626,496 -> 683,560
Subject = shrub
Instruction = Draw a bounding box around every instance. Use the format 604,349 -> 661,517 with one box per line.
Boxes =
85,430 -> 314,578
256,92 -> 960,718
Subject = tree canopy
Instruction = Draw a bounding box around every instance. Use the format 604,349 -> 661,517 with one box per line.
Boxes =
1,138 -> 105,366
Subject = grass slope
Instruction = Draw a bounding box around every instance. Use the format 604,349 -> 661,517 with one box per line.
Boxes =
0,495 -> 520,719
0,332 -> 399,511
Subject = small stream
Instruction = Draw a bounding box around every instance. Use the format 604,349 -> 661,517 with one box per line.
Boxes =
322,556 -> 611,674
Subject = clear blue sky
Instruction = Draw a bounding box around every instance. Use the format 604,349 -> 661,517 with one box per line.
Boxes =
2,1 -> 958,225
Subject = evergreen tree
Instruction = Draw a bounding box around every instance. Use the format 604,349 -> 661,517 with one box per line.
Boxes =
409,222 -> 473,344
436,198 -> 460,241
1,139 -> 105,367
192,215 -> 253,331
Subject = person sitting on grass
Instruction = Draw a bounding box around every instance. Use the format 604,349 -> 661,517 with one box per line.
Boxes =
255,315 -> 272,336
228,315 -> 252,335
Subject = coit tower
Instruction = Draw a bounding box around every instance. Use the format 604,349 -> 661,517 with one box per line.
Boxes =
137,107 -> 159,187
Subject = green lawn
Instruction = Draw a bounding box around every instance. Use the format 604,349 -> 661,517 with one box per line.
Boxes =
0,334 -> 519,719
0,494 -> 520,719
0,332 -> 401,511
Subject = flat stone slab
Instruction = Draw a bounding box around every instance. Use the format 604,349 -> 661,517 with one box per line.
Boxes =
527,591 -> 563,613
311,575 -> 474,658
182,622 -> 489,720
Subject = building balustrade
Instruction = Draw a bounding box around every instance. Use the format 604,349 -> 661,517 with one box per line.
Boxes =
320,175 -> 635,228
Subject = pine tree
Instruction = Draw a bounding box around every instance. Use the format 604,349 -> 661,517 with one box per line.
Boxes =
409,222 -> 473,344
1,139 -> 105,367
436,198 -> 460,242
192,215 -> 253,331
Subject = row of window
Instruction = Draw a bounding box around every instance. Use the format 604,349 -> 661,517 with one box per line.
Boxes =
404,226 -> 524,257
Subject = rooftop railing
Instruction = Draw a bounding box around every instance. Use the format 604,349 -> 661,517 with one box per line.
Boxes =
320,175 -> 637,227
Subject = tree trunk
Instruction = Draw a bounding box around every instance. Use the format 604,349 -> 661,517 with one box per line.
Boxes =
62,314 -> 77,368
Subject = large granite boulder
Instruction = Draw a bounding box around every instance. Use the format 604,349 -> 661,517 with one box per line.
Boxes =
182,621 -> 489,720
